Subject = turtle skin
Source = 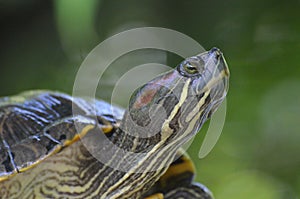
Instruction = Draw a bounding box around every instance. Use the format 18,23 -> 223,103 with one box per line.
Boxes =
0,91 -> 213,199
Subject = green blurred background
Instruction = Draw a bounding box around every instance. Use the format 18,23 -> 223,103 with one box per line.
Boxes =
0,0 -> 299,198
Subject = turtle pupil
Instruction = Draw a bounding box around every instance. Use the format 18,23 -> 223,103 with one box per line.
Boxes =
184,62 -> 198,74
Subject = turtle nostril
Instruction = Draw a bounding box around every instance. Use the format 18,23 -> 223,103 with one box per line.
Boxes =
209,47 -> 222,59
210,47 -> 220,53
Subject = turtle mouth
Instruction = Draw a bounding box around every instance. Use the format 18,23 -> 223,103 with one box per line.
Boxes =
200,48 -> 229,116
208,47 -> 230,78
210,48 -> 230,97
193,47 -> 229,95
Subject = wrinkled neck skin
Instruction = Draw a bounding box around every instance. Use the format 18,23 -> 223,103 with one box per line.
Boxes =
109,69 -> 210,171
100,74 -> 214,196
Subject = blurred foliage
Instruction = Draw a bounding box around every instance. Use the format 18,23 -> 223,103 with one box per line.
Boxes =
0,0 -> 299,198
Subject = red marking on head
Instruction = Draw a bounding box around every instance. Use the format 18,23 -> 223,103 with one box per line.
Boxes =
132,71 -> 178,109
133,84 -> 160,109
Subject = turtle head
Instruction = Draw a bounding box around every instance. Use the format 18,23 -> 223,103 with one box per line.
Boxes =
122,48 -> 229,149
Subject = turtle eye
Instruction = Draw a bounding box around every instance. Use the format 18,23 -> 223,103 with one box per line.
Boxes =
183,62 -> 198,74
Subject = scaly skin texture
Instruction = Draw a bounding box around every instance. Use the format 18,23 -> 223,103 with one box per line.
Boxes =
0,48 -> 229,198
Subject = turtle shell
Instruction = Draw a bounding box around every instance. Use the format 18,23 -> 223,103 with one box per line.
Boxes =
0,90 -> 124,181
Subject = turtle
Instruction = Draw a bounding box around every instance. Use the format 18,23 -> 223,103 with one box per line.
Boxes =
0,47 -> 229,199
